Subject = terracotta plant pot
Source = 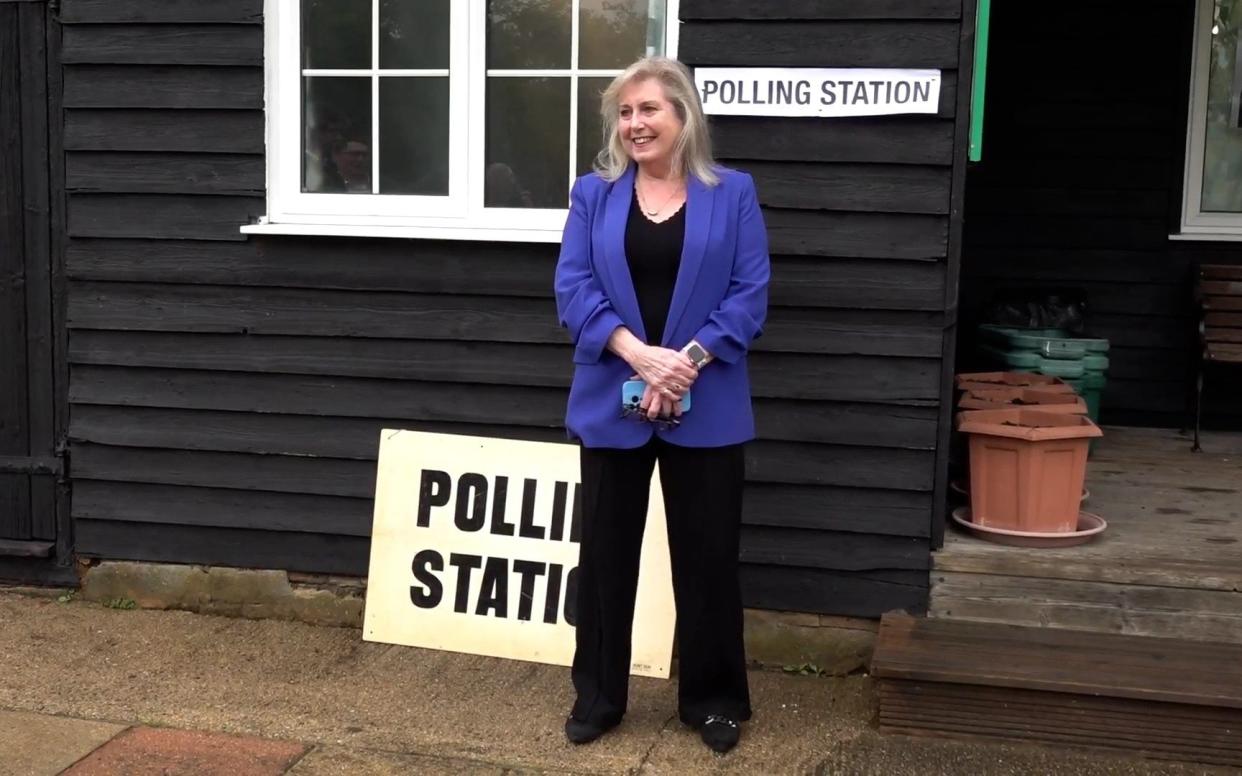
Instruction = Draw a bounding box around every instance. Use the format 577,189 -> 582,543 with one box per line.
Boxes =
955,370 -> 1074,394
957,387 -> 1088,414
956,408 -> 1103,534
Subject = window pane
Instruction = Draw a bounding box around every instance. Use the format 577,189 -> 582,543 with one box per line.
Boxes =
1203,0 -> 1242,212
579,0 -> 664,69
380,0 -> 450,70
486,77 -> 570,208
379,78 -> 450,195
487,0 -> 571,69
304,77 -> 372,193
577,77 -> 612,176
302,0 -> 370,70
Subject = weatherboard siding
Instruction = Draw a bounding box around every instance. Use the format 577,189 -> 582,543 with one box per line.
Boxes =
60,0 -> 972,616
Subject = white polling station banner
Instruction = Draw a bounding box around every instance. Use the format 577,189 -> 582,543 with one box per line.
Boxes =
363,430 -> 676,679
694,67 -> 941,117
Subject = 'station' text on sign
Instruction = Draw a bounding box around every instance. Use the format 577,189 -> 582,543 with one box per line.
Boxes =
363,431 -> 676,678
694,67 -> 941,117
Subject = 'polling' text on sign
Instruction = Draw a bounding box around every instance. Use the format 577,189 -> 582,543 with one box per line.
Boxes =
694,67 -> 941,117
363,431 -> 676,679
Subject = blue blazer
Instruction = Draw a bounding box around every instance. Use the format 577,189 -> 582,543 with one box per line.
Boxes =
554,164 -> 770,448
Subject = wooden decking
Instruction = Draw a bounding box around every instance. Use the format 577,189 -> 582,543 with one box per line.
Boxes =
871,614 -> 1242,767
932,426 -> 1242,643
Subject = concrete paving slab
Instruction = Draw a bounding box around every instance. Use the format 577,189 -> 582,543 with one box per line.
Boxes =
637,673 -> 876,775
61,726 -> 307,776
0,710 -> 126,776
286,745 -> 508,775
0,593 -> 653,774
0,591 -> 1230,775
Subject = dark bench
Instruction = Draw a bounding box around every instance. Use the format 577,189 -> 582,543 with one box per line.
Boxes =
1192,264 -> 1242,451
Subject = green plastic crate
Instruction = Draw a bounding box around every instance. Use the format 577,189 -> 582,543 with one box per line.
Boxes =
1076,372 -> 1106,425
1082,354 -> 1110,372
1072,381 -> 1104,423
1080,371 -> 1107,389
977,326 -> 1110,437
978,325 -> 1110,360
979,325 -> 1085,360
978,344 -> 1086,378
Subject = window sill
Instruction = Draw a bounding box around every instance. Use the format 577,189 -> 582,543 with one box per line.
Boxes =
1169,230 -> 1242,243
240,220 -> 565,244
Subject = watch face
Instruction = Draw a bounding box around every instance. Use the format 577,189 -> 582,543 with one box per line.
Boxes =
687,344 -> 706,364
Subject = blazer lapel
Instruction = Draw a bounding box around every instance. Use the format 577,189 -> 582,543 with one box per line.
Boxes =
600,166 -> 646,342
660,173 -> 715,346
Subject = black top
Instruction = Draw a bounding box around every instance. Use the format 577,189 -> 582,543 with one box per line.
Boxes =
624,190 -> 686,346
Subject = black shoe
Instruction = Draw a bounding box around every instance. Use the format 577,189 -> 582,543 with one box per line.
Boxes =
564,716 -> 618,744
699,714 -> 740,753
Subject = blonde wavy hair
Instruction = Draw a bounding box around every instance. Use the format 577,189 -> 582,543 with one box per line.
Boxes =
593,56 -> 719,186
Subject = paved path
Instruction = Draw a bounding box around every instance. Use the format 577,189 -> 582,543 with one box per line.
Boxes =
0,591 -> 1229,775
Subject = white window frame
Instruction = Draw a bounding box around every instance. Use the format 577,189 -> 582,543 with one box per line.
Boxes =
244,0 -> 679,243
1176,0 -> 1242,240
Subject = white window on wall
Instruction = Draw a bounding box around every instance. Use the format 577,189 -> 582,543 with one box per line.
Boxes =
244,0 -> 678,242
1179,0 -> 1242,239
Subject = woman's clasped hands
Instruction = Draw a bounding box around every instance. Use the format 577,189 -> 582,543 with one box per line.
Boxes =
628,344 -> 698,420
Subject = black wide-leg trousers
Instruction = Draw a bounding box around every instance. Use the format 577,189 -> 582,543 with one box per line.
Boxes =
570,437 -> 752,728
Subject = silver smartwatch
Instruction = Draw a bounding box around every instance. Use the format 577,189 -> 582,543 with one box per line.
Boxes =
685,342 -> 710,369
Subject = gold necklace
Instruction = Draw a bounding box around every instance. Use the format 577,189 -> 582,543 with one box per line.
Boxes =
637,178 -> 683,217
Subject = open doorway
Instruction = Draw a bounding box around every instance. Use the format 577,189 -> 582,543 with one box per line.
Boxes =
936,0 -> 1242,644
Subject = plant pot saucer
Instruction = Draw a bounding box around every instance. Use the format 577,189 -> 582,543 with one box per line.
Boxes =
951,506 -> 1107,548
949,479 -> 1089,503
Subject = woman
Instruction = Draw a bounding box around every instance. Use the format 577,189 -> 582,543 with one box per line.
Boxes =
554,56 -> 770,754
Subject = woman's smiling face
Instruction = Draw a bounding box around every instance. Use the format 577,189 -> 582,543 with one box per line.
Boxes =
617,77 -> 683,171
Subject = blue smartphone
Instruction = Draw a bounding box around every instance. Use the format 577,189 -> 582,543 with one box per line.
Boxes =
622,380 -> 691,411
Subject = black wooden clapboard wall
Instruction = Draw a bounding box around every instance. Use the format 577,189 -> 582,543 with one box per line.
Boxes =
60,0 -> 973,616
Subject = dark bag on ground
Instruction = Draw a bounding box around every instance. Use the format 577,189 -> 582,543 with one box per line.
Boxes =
983,288 -> 1087,332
